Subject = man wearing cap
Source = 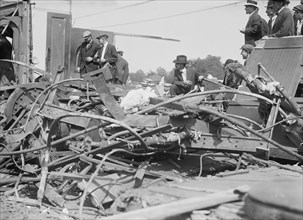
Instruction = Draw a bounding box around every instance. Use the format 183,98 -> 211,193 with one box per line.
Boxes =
169,55 -> 193,96
240,0 -> 263,46
95,34 -> 118,82
293,4 -> 303,35
265,1 -> 277,35
269,0 -> 294,37
240,44 -> 254,66
113,50 -> 129,85
222,59 -> 243,89
76,31 -> 100,77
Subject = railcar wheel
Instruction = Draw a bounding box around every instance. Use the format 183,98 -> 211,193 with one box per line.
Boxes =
3,83 -> 47,130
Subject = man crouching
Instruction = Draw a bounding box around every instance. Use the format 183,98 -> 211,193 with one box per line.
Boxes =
170,55 -> 193,96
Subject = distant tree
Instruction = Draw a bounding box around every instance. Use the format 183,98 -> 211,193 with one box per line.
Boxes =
147,67 -> 168,83
129,69 -> 146,82
187,55 -> 225,80
156,67 -> 167,77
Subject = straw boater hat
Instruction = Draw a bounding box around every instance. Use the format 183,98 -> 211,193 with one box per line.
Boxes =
244,0 -> 259,9
173,55 -> 189,64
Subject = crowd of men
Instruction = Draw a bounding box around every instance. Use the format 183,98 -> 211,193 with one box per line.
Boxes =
76,31 -> 129,85
169,0 -> 303,96
240,0 -> 303,46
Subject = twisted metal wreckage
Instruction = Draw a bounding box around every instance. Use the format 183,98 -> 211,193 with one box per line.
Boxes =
0,1 -> 303,219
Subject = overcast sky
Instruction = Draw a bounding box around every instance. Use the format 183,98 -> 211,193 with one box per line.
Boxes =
34,0 -> 300,73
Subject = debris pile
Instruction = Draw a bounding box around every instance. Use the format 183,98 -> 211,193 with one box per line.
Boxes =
0,69 -> 302,220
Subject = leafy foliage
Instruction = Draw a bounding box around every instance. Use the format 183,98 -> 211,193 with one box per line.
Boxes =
130,55 -> 225,83
129,69 -> 146,82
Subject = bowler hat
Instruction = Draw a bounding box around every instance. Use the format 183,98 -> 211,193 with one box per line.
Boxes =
244,0 -> 259,8
82,31 -> 91,38
173,55 -> 188,64
265,1 -> 273,8
293,4 -> 303,13
241,44 -> 254,53
96,34 -> 109,39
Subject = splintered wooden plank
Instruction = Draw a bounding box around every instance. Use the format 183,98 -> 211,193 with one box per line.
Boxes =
77,173 -> 130,205
133,161 -> 149,188
89,75 -> 125,120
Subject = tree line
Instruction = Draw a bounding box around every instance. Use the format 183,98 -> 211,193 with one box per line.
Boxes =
129,55 -> 226,83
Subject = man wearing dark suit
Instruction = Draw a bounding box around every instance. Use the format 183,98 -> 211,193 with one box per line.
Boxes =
265,1 -> 276,35
114,50 -> 129,85
95,34 -> 118,82
293,5 -> 303,35
76,31 -> 100,77
240,0 -> 262,46
170,55 -> 192,96
0,27 -> 15,87
269,0 -> 294,37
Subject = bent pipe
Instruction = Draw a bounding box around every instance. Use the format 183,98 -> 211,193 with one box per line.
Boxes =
46,112 -> 149,151
135,89 -> 288,118
197,106 -> 303,162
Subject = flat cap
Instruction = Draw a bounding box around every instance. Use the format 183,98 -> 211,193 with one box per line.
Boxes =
241,44 -> 254,53
96,34 -> 109,39
224,59 -> 236,67
293,4 -> 303,13
82,31 -> 92,38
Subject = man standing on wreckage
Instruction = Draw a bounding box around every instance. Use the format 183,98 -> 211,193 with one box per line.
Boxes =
223,62 -> 303,149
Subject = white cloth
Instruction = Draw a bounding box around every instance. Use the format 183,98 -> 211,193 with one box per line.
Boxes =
101,42 -> 108,60
120,87 -> 158,112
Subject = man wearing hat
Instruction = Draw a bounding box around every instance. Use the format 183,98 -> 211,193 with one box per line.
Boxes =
265,1 -> 276,35
76,30 -> 100,77
240,44 -> 254,66
95,34 -> 118,82
240,0 -> 263,46
113,50 -> 129,85
293,4 -> 303,35
169,55 -> 193,96
269,0 -> 294,37
222,59 -> 243,89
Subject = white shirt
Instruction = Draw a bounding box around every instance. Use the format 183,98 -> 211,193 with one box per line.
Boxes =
249,10 -> 257,18
277,6 -> 286,15
271,15 -> 277,28
297,20 -> 303,35
101,42 -> 108,60
181,69 -> 187,81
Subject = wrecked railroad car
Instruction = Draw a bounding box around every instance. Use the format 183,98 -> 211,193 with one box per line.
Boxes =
0,1 -> 303,219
